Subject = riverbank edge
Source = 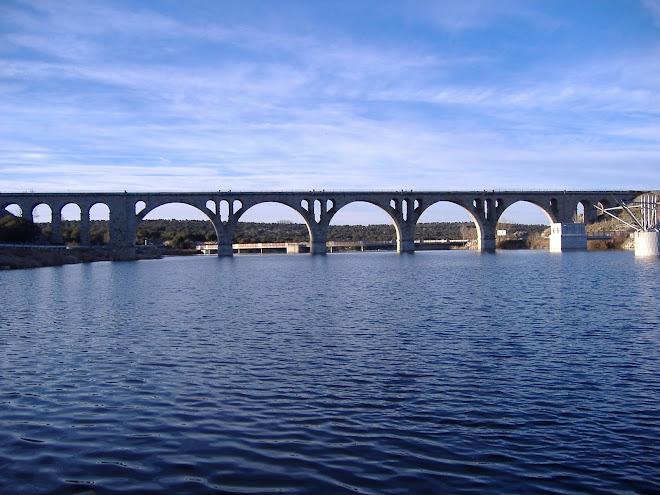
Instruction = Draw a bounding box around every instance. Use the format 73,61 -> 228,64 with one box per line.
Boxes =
0,245 -> 197,270
1,242 -> 631,270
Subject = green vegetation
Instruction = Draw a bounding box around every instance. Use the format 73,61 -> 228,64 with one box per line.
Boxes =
0,215 -> 44,243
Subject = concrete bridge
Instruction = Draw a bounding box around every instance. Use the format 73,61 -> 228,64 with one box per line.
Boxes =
1,190 -> 641,259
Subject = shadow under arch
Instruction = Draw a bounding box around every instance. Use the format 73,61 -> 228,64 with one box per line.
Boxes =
234,201 -> 314,245
136,201 -> 220,247
415,200 -> 481,246
328,200 -> 401,249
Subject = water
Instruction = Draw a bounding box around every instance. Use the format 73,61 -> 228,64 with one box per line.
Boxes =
1,251 -> 659,494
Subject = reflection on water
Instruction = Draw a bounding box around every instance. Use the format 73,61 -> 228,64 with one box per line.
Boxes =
1,251 -> 659,494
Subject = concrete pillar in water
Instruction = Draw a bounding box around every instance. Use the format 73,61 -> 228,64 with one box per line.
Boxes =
634,231 -> 660,257
549,223 -> 587,252
397,238 -> 415,254
310,241 -> 327,255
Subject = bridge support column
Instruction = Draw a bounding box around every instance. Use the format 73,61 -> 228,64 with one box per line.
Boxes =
309,222 -> 328,255
394,207 -> 416,254
310,240 -> 327,255
50,209 -> 63,245
108,196 -> 136,260
217,243 -> 233,256
213,221 -> 235,257
477,221 -> 497,252
549,223 -> 587,252
80,210 -> 91,246
214,229 -> 234,257
634,231 -> 660,257
478,236 -> 497,252
397,237 -> 415,254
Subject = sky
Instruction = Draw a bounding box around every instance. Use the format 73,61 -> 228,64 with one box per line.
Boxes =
2,0 -> 659,224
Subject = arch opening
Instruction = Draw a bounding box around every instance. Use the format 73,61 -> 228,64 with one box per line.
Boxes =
1,203 -> 43,244
328,201 -> 398,252
206,200 -> 217,215
32,203 -> 52,224
415,201 -> 479,249
138,202 -> 218,249
30,203 -> 53,242
219,200 -> 229,223
496,201 -> 552,249
3,204 -> 23,217
61,203 -> 82,245
575,202 -> 586,223
89,203 -> 110,246
235,202 -> 310,251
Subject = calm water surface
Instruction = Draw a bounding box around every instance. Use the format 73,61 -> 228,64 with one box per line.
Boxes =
1,251 -> 659,494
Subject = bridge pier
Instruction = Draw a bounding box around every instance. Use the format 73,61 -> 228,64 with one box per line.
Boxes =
80,210 -> 91,246
310,241 -> 327,255
478,237 -> 497,252
549,223 -> 587,252
50,209 -> 63,245
397,238 -> 415,253
217,243 -> 233,256
477,221 -> 497,252
634,231 -> 660,257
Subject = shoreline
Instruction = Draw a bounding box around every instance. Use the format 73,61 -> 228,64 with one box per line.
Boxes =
1,242 -> 629,270
0,245 -> 196,270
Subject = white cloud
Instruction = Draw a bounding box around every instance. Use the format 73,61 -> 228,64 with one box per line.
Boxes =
642,0 -> 660,26
1,0 -> 659,202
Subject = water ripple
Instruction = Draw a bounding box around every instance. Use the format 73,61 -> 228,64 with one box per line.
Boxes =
1,252 -> 659,494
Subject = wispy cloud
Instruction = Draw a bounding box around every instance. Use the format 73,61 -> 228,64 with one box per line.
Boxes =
642,0 -> 660,26
1,0 -> 659,210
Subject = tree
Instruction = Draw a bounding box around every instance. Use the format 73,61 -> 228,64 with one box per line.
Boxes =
0,216 -> 43,243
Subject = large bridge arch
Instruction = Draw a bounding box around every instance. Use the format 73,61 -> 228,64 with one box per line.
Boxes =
415,200 -> 481,244
496,200 -> 554,225
235,200 -> 315,246
326,200 -> 399,251
328,199 -> 403,243
135,201 -> 220,248
494,201 -> 554,249
135,198 -> 216,223
490,197 -> 559,226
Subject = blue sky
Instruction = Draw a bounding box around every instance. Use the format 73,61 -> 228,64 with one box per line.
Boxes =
2,0 -> 659,223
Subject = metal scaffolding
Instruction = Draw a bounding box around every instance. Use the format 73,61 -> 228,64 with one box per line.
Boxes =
595,194 -> 659,232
